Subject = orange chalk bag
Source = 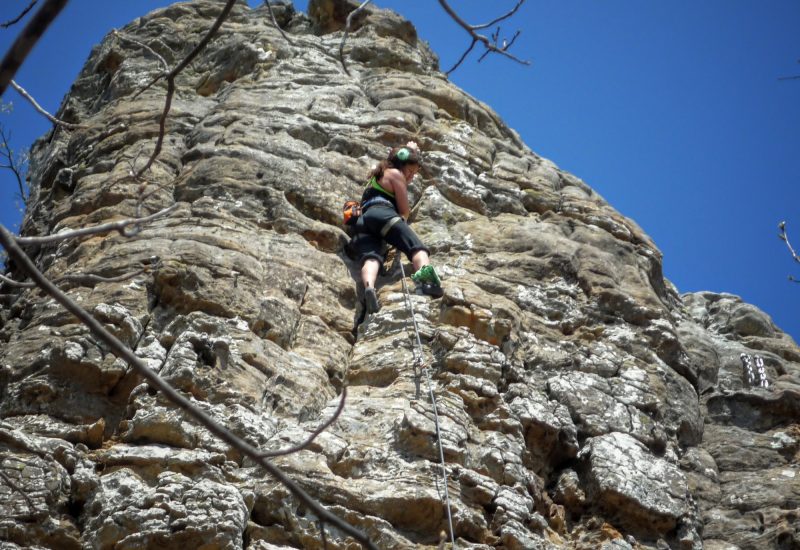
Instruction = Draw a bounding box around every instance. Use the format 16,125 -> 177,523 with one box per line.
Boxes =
342,200 -> 361,226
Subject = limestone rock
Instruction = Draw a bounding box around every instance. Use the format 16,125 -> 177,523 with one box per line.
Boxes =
580,432 -> 690,532
1,0 -> 798,549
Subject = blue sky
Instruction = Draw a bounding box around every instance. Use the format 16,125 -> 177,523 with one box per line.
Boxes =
1,1 -> 799,340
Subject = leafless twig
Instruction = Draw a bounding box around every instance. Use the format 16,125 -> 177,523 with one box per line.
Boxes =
54,267 -> 148,287
2,267 -> 150,290
265,1 -> 291,44
0,0 -> 68,97
437,0 -> 530,75
0,124 -> 27,201
15,203 -> 178,246
0,272 -> 35,288
132,74 -> 165,101
136,0 -> 237,177
778,59 -> 800,81
0,466 -> 38,512
778,221 -> 800,283
0,1 -> 38,29
0,224 -> 378,550
260,386 -> 347,458
9,80 -> 83,129
110,30 -> 168,72
778,221 -> 800,263
471,2 -> 526,30
338,0 -> 373,76
320,520 -> 329,549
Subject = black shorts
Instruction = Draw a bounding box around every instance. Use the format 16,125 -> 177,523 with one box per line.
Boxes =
349,205 -> 429,265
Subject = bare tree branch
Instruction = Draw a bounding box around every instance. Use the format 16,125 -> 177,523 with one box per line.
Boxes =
111,30 -> 168,73
777,221 -> 800,284
9,80 -> 84,129
778,221 -> 800,263
0,124 -> 27,201
265,1 -> 291,44
779,59 -> 800,81
132,73 -> 166,101
472,0 -> 526,30
338,0 -> 373,76
0,224 -> 379,550
319,520 -> 329,549
0,1 -> 38,29
136,0 -> 237,177
437,0 -> 530,75
0,271 -> 35,288
260,386 -> 347,458
54,267 -> 148,287
0,466 -> 38,512
2,267 -> 151,290
448,39 -> 477,76
0,0 -> 68,97
2,268 -> 149,290
15,203 -> 178,246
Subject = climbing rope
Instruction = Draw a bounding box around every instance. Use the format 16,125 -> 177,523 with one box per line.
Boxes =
397,258 -> 457,549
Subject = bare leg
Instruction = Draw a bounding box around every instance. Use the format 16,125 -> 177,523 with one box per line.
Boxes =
361,258 -> 380,289
411,250 -> 429,272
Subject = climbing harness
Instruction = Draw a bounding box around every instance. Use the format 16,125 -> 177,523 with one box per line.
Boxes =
342,197 -> 400,238
378,215 -> 403,238
397,258 -> 457,549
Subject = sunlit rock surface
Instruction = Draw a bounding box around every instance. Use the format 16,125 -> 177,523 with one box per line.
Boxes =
1,0 -> 798,548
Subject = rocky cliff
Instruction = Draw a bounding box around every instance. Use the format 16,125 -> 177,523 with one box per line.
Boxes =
1,1 -> 798,549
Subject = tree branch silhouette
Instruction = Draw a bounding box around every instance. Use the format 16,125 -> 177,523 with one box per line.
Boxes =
110,30 -> 169,73
136,0 -> 237,177
0,0 -> 68,97
265,1 -> 291,44
9,80 -> 83,129
15,203 -> 178,246
0,124 -> 27,201
260,386 -> 347,458
0,466 -> 38,513
778,221 -> 800,283
0,271 -> 35,287
778,59 -> 800,81
0,1 -> 38,30
338,0 -> 373,76
337,1 -> 530,76
438,0 -> 530,74
54,266 -> 150,287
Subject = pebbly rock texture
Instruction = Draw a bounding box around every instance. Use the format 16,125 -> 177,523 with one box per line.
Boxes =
1,0 -> 798,549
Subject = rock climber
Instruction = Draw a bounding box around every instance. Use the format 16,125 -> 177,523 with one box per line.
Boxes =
349,141 -> 443,313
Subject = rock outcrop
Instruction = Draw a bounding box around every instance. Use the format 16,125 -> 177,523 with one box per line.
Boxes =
1,1 -> 798,548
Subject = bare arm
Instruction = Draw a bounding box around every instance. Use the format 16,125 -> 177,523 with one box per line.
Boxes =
382,168 -> 410,219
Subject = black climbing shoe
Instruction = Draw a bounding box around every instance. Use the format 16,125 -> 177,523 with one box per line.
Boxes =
365,287 -> 381,313
419,282 -> 444,298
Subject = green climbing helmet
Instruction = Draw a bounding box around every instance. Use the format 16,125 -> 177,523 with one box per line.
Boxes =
389,146 -> 421,167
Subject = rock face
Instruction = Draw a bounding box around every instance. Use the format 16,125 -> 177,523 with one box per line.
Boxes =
1,1 -> 798,549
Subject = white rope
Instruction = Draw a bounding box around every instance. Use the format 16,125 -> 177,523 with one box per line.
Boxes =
398,257 -> 457,548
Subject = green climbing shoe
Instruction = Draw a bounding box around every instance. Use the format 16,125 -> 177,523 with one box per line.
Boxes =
411,265 -> 442,287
